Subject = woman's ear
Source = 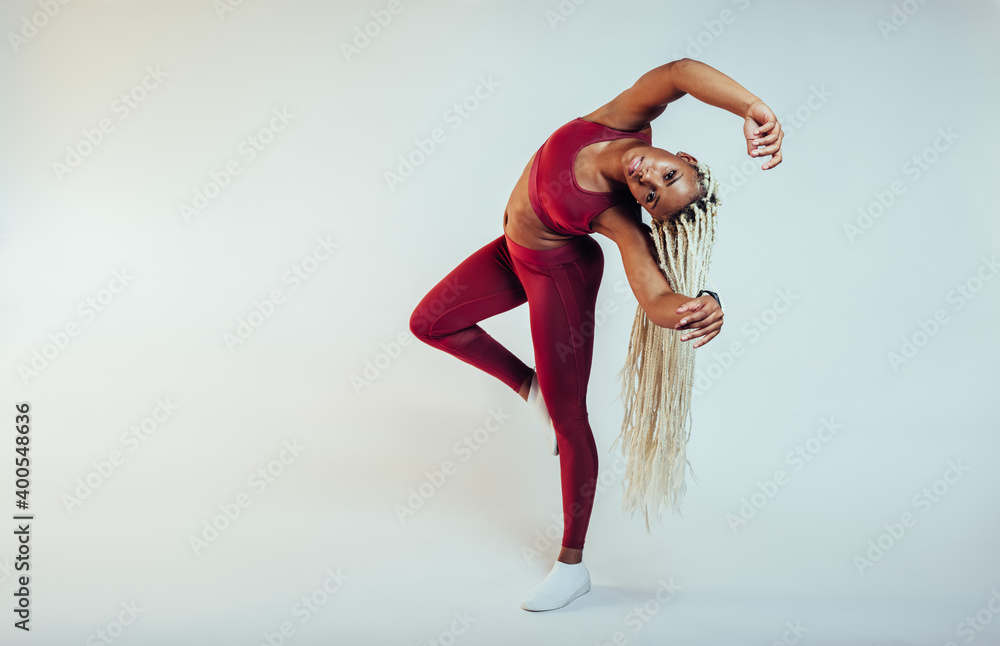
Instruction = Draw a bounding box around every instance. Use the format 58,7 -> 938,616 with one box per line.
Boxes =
675,151 -> 698,165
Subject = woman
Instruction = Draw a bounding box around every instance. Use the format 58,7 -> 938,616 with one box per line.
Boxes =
409,57 -> 783,611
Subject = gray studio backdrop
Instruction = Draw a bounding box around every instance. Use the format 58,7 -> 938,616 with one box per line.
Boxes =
1,0 -> 998,644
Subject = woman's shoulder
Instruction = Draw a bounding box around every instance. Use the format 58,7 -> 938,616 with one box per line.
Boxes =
589,202 -> 646,240
578,107 -> 653,138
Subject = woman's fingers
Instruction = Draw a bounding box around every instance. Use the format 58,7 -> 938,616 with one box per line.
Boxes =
752,142 -> 781,156
678,313 -> 723,335
755,126 -> 784,169
764,149 -> 783,170
752,124 -> 783,153
748,121 -> 778,156
693,329 -> 720,348
753,120 -> 776,135
680,319 -> 723,344
675,308 -> 712,328
751,132 -> 779,146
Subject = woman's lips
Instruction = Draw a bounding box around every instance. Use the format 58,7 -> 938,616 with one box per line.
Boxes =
628,155 -> 644,177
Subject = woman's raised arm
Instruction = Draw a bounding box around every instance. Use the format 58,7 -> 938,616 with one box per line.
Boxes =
599,58 -> 784,170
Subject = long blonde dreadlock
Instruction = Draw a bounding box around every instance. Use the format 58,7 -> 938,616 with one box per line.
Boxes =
612,159 -> 722,531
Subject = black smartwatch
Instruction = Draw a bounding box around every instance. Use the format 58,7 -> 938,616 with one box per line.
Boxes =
697,289 -> 722,310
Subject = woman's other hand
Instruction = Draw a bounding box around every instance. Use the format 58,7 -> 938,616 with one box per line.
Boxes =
675,296 -> 724,348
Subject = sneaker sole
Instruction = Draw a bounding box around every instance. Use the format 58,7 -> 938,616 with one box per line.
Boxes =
521,579 -> 591,612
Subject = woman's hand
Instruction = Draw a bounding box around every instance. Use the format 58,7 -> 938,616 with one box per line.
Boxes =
744,100 -> 783,170
675,296 -> 724,348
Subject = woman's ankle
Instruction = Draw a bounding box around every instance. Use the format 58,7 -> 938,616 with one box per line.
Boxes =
518,371 -> 534,402
557,546 -> 583,564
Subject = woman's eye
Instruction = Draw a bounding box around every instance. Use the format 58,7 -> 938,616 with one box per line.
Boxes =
646,190 -> 655,203
666,170 -> 675,179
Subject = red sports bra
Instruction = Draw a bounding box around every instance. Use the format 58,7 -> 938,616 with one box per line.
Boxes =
528,117 -> 651,236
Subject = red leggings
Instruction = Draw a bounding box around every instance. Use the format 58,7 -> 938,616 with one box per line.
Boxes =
409,232 -> 604,550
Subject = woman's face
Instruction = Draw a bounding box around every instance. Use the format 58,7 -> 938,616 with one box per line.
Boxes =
621,145 -> 702,221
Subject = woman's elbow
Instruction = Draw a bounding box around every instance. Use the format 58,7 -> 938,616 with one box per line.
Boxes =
648,312 -> 680,330
642,293 -> 683,329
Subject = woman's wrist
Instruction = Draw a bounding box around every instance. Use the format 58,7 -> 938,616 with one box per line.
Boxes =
742,97 -> 765,119
697,289 -> 722,310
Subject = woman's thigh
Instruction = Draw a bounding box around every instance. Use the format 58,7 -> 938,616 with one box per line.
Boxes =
516,246 -> 604,419
410,234 -> 526,341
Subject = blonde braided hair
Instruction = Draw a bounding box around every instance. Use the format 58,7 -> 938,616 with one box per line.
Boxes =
612,159 -> 721,531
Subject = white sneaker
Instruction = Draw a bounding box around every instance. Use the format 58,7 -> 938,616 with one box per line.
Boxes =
521,560 -> 591,611
527,370 -> 558,456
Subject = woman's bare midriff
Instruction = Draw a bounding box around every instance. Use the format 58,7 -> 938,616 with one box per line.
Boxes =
502,152 -> 576,251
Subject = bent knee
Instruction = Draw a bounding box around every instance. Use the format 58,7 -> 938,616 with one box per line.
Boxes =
551,409 -> 591,432
409,305 -> 434,342
410,303 -> 464,346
